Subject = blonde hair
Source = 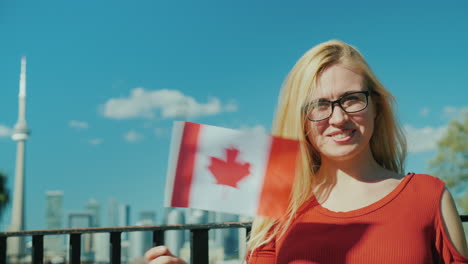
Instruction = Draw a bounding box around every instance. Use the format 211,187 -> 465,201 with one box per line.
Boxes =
246,40 -> 407,254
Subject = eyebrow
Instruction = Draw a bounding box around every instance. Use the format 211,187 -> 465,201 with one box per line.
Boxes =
312,90 -> 365,102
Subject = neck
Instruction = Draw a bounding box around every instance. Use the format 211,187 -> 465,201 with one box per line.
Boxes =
318,148 -> 388,183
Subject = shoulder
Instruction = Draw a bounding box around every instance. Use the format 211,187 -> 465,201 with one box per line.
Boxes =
411,174 -> 468,259
398,174 -> 446,219
406,173 -> 446,194
410,173 -> 445,185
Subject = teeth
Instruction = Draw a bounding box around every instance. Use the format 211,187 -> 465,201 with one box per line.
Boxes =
332,131 -> 352,139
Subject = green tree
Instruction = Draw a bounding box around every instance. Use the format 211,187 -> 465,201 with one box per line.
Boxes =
429,112 -> 468,239
429,112 -> 468,191
457,192 -> 468,215
0,170 -> 10,218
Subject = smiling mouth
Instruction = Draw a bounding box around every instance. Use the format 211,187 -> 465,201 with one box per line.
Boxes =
330,130 -> 355,139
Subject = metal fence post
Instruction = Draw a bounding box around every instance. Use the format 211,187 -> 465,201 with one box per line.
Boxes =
69,233 -> 81,264
32,235 -> 44,264
110,232 -> 121,264
191,228 -> 209,264
153,230 -> 165,247
0,236 -> 6,264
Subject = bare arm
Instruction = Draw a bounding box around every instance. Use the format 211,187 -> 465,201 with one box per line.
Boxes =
440,188 -> 468,258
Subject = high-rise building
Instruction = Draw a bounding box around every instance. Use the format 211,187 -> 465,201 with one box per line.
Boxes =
139,210 -> 156,223
129,219 -> 154,263
162,207 -> 172,225
108,198 -> 118,227
166,208 -> 185,256
118,203 -> 131,227
118,203 -> 131,262
188,209 -> 208,224
215,213 -> 240,258
68,211 -> 94,262
68,211 -> 92,228
45,191 -> 64,255
238,215 -> 252,259
93,233 -> 109,264
8,56 -> 30,263
86,199 -> 100,227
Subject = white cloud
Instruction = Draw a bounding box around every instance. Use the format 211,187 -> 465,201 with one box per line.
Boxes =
443,106 -> 457,117
419,107 -> 429,117
225,101 -> 238,112
154,128 -> 166,137
89,138 -> 103,145
0,124 -> 12,137
69,120 -> 89,129
403,124 -> 447,153
441,106 -> 468,120
124,130 -> 144,142
100,88 -> 238,120
239,125 -> 268,135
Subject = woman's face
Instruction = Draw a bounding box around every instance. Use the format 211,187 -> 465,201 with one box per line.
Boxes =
306,64 -> 375,162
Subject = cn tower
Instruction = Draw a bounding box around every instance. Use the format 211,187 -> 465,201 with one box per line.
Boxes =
8,56 -> 30,262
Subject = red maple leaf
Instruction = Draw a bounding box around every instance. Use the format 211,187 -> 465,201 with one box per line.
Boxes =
208,147 -> 251,188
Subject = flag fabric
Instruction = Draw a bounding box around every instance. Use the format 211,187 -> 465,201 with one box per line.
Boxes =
164,121 -> 300,218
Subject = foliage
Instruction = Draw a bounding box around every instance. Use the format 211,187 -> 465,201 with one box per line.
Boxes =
457,191 -> 468,214
429,112 -> 468,189
0,170 -> 10,218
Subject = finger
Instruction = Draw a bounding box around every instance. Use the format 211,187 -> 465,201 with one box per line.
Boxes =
144,246 -> 174,260
149,255 -> 183,264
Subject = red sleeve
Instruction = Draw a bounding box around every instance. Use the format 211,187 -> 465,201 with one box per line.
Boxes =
246,238 -> 276,264
433,188 -> 468,263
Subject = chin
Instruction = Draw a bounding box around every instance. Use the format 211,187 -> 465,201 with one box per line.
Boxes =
321,146 -> 365,161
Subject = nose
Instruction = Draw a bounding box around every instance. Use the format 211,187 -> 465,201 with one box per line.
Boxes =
328,103 -> 348,126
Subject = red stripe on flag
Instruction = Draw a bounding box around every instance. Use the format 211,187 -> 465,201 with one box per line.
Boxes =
171,122 -> 201,207
257,137 -> 299,218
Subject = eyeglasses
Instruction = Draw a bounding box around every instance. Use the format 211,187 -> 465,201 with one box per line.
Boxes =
304,91 -> 370,122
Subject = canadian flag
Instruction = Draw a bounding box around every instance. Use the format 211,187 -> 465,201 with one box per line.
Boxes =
164,122 -> 300,218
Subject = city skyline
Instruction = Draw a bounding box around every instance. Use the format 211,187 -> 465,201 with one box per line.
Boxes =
40,191 -> 244,263
0,0 -> 467,233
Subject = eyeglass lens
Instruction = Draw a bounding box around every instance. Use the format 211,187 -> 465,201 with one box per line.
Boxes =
307,92 -> 368,121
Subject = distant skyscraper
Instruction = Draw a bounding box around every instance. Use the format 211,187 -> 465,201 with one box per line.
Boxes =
188,209 -> 208,224
108,198 -> 118,226
68,211 -> 94,262
68,211 -> 92,228
118,203 -> 131,262
139,210 -> 156,223
163,207 -> 172,225
118,204 -> 131,227
216,213 -> 240,258
86,199 -> 100,227
8,56 -> 30,262
166,208 -> 185,256
93,233 -> 109,264
45,191 -> 64,254
238,215 -> 252,259
129,219 -> 154,262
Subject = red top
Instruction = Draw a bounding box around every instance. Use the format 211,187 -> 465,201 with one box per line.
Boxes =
248,173 -> 468,264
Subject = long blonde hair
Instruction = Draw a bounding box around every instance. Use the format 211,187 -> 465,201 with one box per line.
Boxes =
246,40 -> 407,254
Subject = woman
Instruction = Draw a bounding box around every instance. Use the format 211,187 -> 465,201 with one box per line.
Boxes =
145,40 -> 468,263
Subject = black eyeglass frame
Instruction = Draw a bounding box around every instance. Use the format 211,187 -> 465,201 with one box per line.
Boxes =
304,91 -> 371,122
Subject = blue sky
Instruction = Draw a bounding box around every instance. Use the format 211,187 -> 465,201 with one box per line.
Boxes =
0,0 -> 467,231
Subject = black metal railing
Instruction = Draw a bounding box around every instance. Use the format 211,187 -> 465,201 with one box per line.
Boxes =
0,222 -> 252,264
1,215 -> 467,264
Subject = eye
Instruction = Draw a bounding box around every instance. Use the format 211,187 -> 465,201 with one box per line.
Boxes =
310,100 -> 329,110
343,95 -> 360,102
342,93 -> 366,104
